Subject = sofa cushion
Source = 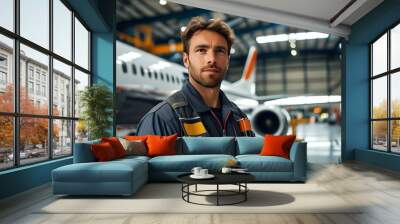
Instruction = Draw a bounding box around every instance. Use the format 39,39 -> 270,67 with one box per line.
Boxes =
124,135 -> 148,142
178,137 -> 235,155
148,154 -> 235,172
236,136 -> 264,155
119,139 -> 147,156
260,135 -> 296,159
91,142 -> 118,162
73,140 -> 100,163
236,155 -> 293,172
52,160 -> 145,183
101,137 -> 127,158
147,134 -> 178,157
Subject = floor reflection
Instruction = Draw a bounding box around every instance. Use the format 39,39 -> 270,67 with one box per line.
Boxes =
296,123 -> 341,164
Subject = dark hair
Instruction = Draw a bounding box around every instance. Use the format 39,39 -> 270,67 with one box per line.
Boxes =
180,17 -> 235,55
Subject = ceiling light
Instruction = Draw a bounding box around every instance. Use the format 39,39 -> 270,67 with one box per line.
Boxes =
256,32 -> 329,44
159,0 -> 167,5
290,42 -> 296,48
230,47 -> 236,54
291,49 -> 297,56
180,26 -> 186,32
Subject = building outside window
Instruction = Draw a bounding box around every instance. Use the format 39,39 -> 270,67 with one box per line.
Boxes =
370,23 -> 400,154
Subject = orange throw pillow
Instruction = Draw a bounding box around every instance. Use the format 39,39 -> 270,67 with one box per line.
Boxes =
91,142 -> 117,161
124,135 -> 148,142
260,135 -> 296,159
146,134 -> 178,157
101,137 -> 126,158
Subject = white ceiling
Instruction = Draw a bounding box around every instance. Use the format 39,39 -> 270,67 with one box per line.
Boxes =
168,0 -> 384,38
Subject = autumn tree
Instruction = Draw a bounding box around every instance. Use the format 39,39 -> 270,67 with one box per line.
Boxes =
0,84 -> 60,152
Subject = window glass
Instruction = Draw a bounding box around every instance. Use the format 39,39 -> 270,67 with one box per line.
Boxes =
122,62 -> 127,73
20,44 -> 49,115
391,120 -> 400,153
0,116 -> 13,170
140,66 -> 144,76
372,76 -> 387,119
0,0 -> 14,31
74,17 -> 89,70
372,34 -> 387,76
74,69 -> 89,118
75,120 -> 88,143
0,35 -> 14,112
20,117 -> 49,165
53,59 -> 72,117
391,24 -> 400,70
132,64 -> 137,75
53,119 -> 72,158
372,121 -> 388,151
53,0 -> 72,60
20,0 -> 49,49
391,72 -> 400,118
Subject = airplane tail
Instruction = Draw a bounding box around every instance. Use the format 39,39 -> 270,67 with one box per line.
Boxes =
231,46 -> 257,95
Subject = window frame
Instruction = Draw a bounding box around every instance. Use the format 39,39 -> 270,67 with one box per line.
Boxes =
0,0 -> 92,171
369,19 -> 400,154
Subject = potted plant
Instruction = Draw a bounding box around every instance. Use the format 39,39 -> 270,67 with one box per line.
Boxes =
79,84 -> 113,140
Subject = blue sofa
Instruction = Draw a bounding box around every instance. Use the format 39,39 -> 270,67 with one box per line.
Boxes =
52,137 -> 307,196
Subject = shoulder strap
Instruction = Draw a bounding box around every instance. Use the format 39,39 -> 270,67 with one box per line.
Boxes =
166,91 -> 198,119
166,91 -> 208,137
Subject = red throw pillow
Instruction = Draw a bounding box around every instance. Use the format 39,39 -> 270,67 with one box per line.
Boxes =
260,135 -> 296,159
101,137 -> 126,158
146,134 -> 178,157
91,142 -> 117,161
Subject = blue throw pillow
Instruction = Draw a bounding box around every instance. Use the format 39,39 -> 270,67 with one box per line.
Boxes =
179,137 -> 235,155
236,136 -> 264,155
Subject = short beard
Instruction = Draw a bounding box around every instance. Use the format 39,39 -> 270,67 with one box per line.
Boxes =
188,62 -> 224,89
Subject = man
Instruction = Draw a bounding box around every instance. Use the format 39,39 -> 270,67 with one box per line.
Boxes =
137,17 -> 254,137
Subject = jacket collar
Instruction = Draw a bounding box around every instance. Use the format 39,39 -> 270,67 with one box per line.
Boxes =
181,81 -> 235,117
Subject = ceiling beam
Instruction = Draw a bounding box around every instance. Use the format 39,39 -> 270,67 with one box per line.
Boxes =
168,0 -> 351,37
117,8 -> 210,30
153,22 -> 282,44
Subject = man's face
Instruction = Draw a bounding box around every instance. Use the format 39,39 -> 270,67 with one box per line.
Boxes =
183,30 -> 229,88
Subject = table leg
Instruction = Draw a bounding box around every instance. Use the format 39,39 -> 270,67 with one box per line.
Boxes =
245,183 -> 247,201
217,184 -> 219,206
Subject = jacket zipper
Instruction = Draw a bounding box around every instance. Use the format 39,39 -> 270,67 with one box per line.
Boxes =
210,110 -> 225,136
223,111 -> 231,136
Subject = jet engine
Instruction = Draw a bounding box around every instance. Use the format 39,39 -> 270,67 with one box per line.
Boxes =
250,105 -> 291,136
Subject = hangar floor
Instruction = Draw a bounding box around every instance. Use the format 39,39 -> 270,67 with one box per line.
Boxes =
297,123 -> 341,164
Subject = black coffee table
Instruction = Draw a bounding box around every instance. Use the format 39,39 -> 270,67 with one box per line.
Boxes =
177,172 -> 255,206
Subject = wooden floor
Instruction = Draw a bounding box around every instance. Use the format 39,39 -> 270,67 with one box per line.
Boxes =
1,124 -> 399,223
1,161 -> 400,224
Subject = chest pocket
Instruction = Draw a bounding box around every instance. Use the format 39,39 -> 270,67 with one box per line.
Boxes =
166,91 -> 208,137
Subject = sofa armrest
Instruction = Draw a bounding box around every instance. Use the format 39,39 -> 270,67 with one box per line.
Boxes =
73,140 -> 100,163
289,141 -> 307,181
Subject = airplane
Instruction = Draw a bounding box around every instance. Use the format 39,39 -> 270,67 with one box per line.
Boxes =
116,40 -> 340,137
